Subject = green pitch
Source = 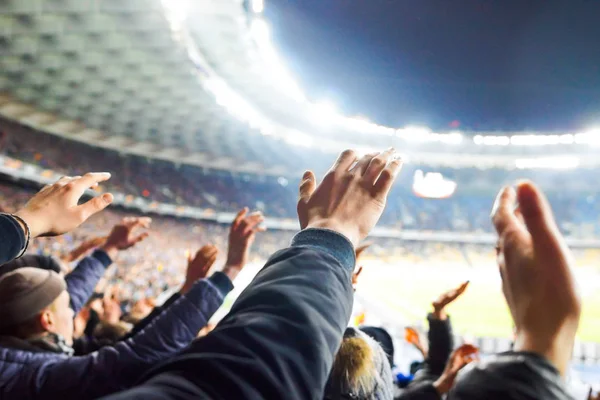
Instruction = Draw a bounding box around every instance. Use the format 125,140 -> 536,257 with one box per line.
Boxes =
359,262 -> 600,343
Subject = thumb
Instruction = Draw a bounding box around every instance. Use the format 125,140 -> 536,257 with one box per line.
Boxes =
78,193 -> 113,222
298,171 -> 316,204
517,181 -> 562,251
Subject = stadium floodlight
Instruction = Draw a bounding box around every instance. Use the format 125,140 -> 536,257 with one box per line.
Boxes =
161,0 -> 190,27
250,19 -> 305,102
515,156 -> 580,170
312,100 -> 340,126
252,0 -> 265,13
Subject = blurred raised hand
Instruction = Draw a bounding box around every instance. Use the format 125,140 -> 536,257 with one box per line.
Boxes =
297,148 -> 402,247
433,344 -> 479,395
100,217 -> 151,259
62,235 -> 108,263
405,326 -> 428,358
352,242 -> 371,289
432,281 -> 469,320
180,244 -> 219,294
223,208 -> 266,281
14,173 -> 114,238
491,181 -> 581,376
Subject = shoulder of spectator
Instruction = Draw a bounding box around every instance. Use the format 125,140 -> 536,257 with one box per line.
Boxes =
90,249 -> 113,268
291,228 -> 355,272
452,351 -> 571,400
398,381 -> 441,400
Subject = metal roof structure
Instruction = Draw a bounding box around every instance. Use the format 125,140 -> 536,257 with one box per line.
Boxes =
1,0 -> 598,175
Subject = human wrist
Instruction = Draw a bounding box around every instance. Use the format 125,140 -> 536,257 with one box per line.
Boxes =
432,308 -> 447,321
432,377 -> 450,396
513,330 -> 574,376
305,219 -> 360,248
99,244 -> 119,260
13,210 -> 40,238
222,264 -> 242,281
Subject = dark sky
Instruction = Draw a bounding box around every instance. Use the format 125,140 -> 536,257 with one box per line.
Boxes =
264,0 -> 600,131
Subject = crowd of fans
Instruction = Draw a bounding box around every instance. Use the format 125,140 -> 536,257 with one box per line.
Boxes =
0,143 -> 594,400
3,119 -> 600,237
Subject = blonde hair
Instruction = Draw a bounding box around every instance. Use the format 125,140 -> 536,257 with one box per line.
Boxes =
330,336 -> 377,396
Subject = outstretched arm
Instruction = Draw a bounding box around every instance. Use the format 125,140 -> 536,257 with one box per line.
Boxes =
101,149 -> 403,400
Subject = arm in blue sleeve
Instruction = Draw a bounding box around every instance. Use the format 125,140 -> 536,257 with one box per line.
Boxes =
0,214 -> 25,265
101,228 -> 356,400
0,274 -> 231,399
65,250 -> 112,314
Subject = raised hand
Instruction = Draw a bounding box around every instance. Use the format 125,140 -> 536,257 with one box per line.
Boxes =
491,181 -> 581,376
224,208 -> 265,280
405,326 -> 428,357
297,149 -> 402,247
432,281 -> 469,320
100,217 -> 151,259
62,235 -> 108,263
352,242 -> 371,289
181,244 -> 219,294
14,173 -> 114,238
433,344 -> 478,395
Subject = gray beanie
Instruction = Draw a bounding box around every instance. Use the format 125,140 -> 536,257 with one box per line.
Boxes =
324,327 -> 394,400
0,267 -> 66,328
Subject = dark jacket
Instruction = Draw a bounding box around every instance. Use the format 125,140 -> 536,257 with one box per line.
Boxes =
0,214 -> 25,265
395,314 -> 454,400
448,352 -> 575,400
101,228 -> 356,400
0,270 -> 232,399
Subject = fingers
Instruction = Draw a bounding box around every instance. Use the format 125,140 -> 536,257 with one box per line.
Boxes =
72,172 -> 112,194
373,158 -> 402,199
491,186 -> 521,236
353,152 -> 379,175
241,212 -> 265,236
364,148 -> 395,183
298,171 -> 316,205
76,193 -> 114,222
232,208 -> 249,230
132,232 -> 150,245
456,280 -> 470,295
331,149 -> 358,172
516,181 -> 561,249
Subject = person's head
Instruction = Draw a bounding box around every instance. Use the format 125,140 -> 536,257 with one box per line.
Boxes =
359,326 -> 395,368
324,327 -> 393,400
0,267 -> 74,345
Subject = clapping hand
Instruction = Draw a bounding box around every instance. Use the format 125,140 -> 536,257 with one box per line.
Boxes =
181,244 -> 219,294
15,173 -> 114,238
223,208 -> 266,281
297,149 -> 402,247
491,181 -> 581,376
432,281 -> 469,320
433,344 -> 479,395
100,217 -> 151,259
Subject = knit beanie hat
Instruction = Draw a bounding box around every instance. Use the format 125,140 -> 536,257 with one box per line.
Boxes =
359,326 -> 395,368
0,267 -> 66,328
324,327 -> 394,400
1,255 -> 63,276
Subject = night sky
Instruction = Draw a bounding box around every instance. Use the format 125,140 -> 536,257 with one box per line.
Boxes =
265,0 -> 600,131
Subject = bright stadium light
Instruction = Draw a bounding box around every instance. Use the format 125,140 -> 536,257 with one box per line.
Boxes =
515,156 -> 580,170
252,0 -> 265,13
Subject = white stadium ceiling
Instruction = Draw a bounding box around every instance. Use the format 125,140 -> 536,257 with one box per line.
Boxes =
0,0 -> 599,174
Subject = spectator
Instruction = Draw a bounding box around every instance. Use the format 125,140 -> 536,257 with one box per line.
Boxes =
324,327 -> 394,400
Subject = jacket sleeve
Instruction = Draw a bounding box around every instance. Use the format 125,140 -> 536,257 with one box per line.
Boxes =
0,214 -> 25,266
2,273 -> 231,399
395,382 -> 440,400
65,250 -> 113,314
448,352 -> 575,400
100,228 -> 356,400
412,314 -> 454,385
122,292 -> 182,340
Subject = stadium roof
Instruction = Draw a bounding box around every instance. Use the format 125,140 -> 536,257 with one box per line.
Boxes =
1,0 -> 600,175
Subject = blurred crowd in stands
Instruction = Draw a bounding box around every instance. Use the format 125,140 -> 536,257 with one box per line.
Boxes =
3,120 -> 600,238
